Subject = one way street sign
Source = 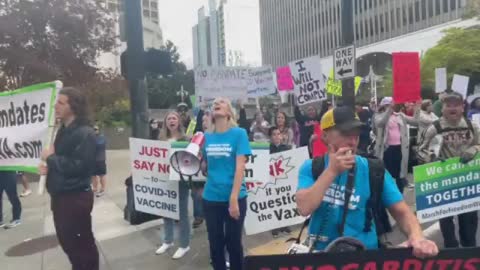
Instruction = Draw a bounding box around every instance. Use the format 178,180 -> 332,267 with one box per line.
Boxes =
334,44 -> 356,80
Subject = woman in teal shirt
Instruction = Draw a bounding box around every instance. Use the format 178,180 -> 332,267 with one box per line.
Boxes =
201,97 -> 251,270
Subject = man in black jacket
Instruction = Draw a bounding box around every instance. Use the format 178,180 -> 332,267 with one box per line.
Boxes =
294,105 -> 320,147
39,87 -> 98,270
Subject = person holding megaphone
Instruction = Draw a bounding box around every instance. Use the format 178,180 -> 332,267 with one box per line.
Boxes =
155,111 -> 192,259
201,97 -> 251,270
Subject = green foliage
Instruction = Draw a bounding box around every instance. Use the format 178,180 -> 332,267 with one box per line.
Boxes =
421,28 -> 480,96
0,0 -> 116,90
147,40 -> 193,109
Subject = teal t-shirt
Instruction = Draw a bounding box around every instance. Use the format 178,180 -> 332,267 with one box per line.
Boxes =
297,156 -> 403,251
202,127 -> 252,202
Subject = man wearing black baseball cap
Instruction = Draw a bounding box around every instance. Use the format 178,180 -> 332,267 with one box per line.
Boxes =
296,106 -> 438,257
418,90 -> 480,248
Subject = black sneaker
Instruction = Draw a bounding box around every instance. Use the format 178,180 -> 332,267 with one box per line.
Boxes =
282,227 -> 292,234
271,230 -> 279,238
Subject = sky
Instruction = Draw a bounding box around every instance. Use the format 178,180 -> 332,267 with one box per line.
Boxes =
158,0 -> 209,68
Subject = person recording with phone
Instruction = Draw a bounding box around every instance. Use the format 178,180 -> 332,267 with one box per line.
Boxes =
201,97 -> 251,270
295,106 -> 438,258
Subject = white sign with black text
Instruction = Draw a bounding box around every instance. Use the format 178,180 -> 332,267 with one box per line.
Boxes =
129,138 -> 179,220
334,44 -> 356,80
247,66 -> 277,98
289,56 -> 327,106
244,147 -> 309,235
245,149 -> 270,191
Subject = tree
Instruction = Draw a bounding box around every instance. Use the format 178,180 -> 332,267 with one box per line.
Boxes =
146,40 -> 193,109
421,28 -> 480,96
464,0 -> 480,18
0,0 -> 117,90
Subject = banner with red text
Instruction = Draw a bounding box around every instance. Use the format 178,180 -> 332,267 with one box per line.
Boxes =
392,52 -> 421,103
244,147 -> 309,235
129,138 -> 179,220
245,247 -> 480,270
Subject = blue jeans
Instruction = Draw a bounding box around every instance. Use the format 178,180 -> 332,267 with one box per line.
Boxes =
191,185 -> 204,219
203,197 -> 247,270
0,172 -> 21,222
163,181 -> 190,248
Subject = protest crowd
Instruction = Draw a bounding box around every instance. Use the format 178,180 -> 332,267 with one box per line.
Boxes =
1,48 -> 480,270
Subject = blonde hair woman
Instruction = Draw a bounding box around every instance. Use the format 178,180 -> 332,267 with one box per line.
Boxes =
155,111 -> 191,259
201,97 -> 251,270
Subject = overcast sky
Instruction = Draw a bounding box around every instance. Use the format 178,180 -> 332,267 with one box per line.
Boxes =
158,0 -> 209,68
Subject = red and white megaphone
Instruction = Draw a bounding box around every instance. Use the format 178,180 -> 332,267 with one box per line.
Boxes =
170,132 -> 205,176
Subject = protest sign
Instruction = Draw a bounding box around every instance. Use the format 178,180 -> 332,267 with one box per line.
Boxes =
312,124 -> 328,158
129,138 -> 179,219
413,155 -> 480,223
245,147 -> 309,235
289,56 -> 327,106
244,146 -> 270,192
247,66 -> 277,97
0,81 -> 59,173
392,52 -> 421,103
276,66 -> 294,91
472,114 -> 480,127
435,67 -> 447,93
451,74 -> 470,98
326,69 -> 362,96
245,246 -> 480,270
194,66 -> 251,103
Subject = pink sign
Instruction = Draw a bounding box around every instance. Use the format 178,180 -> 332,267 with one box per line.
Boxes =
276,66 -> 294,91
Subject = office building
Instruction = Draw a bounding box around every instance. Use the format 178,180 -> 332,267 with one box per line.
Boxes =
260,0 -> 469,68
192,0 -> 261,67
96,0 -> 164,70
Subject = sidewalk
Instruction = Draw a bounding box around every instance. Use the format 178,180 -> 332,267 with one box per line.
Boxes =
0,150 -> 443,270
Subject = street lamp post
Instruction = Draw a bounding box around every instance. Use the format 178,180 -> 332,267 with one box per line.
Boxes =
124,0 -> 148,139
341,0 -> 355,109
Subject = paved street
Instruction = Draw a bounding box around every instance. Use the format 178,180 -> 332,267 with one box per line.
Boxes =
0,150 -> 479,270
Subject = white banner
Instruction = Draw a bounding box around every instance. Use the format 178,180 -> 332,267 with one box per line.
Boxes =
247,66 -> 277,98
289,56 -> 327,106
245,149 -> 270,192
129,138 -> 179,220
245,147 -> 309,235
435,68 -> 447,93
195,66 -> 252,103
0,82 -> 59,172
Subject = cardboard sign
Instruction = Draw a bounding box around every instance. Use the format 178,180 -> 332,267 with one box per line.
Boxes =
289,56 -> 327,106
451,74 -> 470,99
245,247 -> 480,270
413,155 -> 480,223
392,52 -> 421,103
276,66 -> 294,91
244,147 -> 309,235
194,66 -> 252,103
129,138 -> 179,220
435,68 -> 447,93
244,149 -> 271,192
0,82 -> 59,173
247,66 -> 277,97
312,124 -> 328,158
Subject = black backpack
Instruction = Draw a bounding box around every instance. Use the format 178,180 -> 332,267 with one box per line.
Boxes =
288,156 -> 388,250
311,156 -> 386,234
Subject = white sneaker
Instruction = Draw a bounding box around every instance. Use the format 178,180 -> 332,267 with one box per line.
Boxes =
155,243 -> 173,255
172,247 -> 190,259
20,190 -> 32,197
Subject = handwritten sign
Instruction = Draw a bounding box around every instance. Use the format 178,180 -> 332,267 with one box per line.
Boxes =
129,138 -> 179,219
247,66 -> 277,97
435,68 -> 447,93
289,56 -> 327,106
392,52 -> 421,103
326,69 -> 362,96
452,74 -> 470,99
194,66 -> 251,103
276,66 -> 294,91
